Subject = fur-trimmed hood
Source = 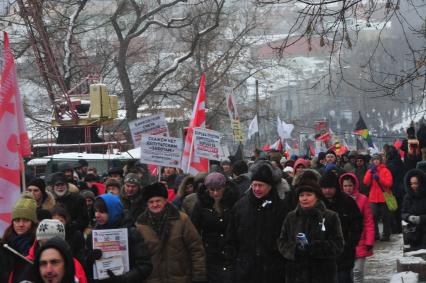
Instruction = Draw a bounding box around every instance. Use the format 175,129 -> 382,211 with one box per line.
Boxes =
41,191 -> 56,211
404,168 -> 426,198
177,175 -> 195,197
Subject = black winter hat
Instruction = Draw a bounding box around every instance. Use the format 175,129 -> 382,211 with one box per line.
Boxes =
251,163 -> 274,186
109,167 -> 124,176
317,152 -> 326,161
142,182 -> 168,202
28,178 -> 46,199
84,173 -> 98,182
232,160 -> 248,176
319,171 -> 339,189
78,159 -> 89,167
51,173 -> 67,185
325,149 -> 337,157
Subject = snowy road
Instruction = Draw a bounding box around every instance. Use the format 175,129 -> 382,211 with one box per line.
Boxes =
364,234 -> 403,283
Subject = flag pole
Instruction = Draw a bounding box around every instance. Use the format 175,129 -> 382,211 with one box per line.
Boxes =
187,129 -> 195,174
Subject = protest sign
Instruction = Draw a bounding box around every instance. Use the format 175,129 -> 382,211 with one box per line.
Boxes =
128,113 -> 169,147
193,128 -> 221,161
140,135 -> 183,168
92,228 -> 129,280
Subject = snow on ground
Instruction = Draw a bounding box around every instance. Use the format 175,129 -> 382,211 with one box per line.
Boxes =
365,234 -> 404,283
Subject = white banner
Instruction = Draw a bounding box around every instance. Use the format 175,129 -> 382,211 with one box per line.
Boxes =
128,113 -> 169,148
92,228 -> 129,280
193,128 -> 221,161
141,135 -> 183,168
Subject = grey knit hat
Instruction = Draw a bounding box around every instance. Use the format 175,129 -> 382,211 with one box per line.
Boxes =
36,219 -> 66,241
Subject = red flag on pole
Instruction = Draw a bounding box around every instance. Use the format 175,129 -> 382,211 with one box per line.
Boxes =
181,74 -> 208,175
0,32 -> 31,233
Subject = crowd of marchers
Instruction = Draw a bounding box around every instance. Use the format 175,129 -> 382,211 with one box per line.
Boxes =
2,125 -> 426,283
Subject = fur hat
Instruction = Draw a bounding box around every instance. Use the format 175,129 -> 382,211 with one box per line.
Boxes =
51,173 -> 67,185
84,173 -> 98,183
320,171 -> 339,189
296,180 -> 322,198
36,219 -> 65,241
142,182 -> 168,202
204,172 -> 227,189
105,178 -> 121,189
12,193 -> 38,223
232,160 -> 248,176
250,161 -> 280,186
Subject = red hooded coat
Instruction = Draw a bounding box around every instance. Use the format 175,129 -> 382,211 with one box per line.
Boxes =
340,173 -> 375,258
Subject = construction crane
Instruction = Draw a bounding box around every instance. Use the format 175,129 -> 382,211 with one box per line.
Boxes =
16,0 -> 117,151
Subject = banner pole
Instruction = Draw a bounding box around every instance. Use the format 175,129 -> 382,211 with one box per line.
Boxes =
187,129 -> 194,174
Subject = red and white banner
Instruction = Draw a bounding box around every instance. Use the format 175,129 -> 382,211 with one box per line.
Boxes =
0,32 -> 31,234
181,74 -> 208,175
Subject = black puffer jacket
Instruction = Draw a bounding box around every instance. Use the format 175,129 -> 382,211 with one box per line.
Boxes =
278,201 -> 344,283
402,169 -> 426,249
191,180 -> 240,280
322,184 -> 363,271
54,191 -> 89,233
226,189 -> 288,283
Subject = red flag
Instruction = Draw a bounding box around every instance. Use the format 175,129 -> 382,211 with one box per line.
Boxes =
0,32 -> 31,233
181,74 -> 208,174
316,131 -> 331,142
263,143 -> 270,151
308,143 -> 316,157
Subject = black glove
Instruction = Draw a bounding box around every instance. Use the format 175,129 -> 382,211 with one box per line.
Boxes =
87,249 -> 102,265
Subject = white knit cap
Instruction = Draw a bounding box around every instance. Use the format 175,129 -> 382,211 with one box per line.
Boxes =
36,219 -> 66,241
283,166 -> 294,173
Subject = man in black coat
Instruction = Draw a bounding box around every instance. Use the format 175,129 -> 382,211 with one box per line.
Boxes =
227,161 -> 289,283
51,173 -> 89,233
320,171 -> 363,283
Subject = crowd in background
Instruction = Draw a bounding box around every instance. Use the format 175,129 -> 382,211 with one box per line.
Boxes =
2,125 -> 426,283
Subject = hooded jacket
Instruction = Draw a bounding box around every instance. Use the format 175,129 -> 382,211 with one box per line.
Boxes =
401,169 -> 426,249
85,194 -> 153,283
34,238 -> 76,283
278,201 -> 344,283
363,163 -> 393,203
339,173 -> 375,258
54,190 -> 89,233
321,172 -> 363,271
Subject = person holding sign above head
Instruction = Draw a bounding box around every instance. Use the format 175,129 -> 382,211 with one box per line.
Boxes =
84,193 -> 152,283
136,182 -> 207,283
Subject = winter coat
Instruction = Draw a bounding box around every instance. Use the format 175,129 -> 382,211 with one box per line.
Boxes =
40,191 -> 56,211
401,169 -> 426,249
136,203 -> 206,283
54,191 -> 89,233
226,190 -> 288,283
1,231 -> 35,283
363,163 -> 393,203
386,147 -> 406,200
322,181 -> 363,271
339,173 -> 375,258
181,193 -> 198,216
355,165 -> 369,196
120,189 -> 146,223
172,176 -> 195,209
232,173 -> 251,196
85,194 -> 153,283
278,201 -> 344,283
191,181 -> 240,282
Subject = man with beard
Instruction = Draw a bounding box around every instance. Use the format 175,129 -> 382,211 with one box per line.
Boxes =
51,173 -> 89,234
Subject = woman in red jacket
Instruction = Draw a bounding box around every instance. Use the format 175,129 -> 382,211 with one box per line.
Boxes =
341,173 -> 375,283
363,153 -> 393,241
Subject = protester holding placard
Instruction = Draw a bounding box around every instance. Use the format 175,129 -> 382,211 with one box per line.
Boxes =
85,193 -> 153,283
136,182 -> 207,283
